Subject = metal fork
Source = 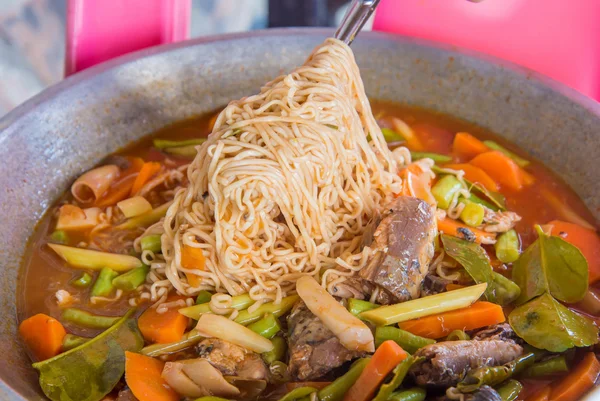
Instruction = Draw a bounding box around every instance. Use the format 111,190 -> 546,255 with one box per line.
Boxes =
335,0 -> 382,45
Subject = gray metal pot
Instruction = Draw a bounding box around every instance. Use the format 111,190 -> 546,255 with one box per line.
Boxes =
0,29 -> 598,400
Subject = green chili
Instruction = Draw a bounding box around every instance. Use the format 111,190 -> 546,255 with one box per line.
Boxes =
483,140 -> 530,167
410,152 -> 452,163
387,388 -> 426,401
495,379 -> 523,401
62,308 -> 120,329
90,267 -> 118,297
112,265 -> 150,291
446,330 -> 470,341
140,234 -> 162,253
278,387 -> 317,401
460,201 -> 485,227
381,128 -> 404,143
195,290 -> 213,305
50,230 -> 69,244
457,353 -> 534,392
347,298 -> 379,316
70,272 -> 92,288
495,230 -> 520,263
318,358 -> 371,401
248,313 -> 281,339
373,356 -> 415,401
375,327 -> 435,354
432,175 -> 463,209
262,336 -> 287,364
61,334 -> 90,351
522,356 -> 568,378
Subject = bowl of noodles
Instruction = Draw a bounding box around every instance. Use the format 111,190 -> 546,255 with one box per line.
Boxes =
1,29 -> 600,400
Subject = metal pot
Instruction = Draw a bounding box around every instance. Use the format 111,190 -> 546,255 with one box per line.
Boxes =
0,29 -> 598,400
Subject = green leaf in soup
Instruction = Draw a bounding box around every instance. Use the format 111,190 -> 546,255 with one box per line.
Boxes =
32,310 -> 143,401
512,226 -> 588,304
508,293 -> 598,352
441,235 -> 520,305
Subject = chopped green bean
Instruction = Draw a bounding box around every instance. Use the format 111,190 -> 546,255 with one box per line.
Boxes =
153,138 -> 206,149
410,151 -> 452,163
62,308 -> 120,329
112,265 -> 150,291
140,234 -> 162,253
483,141 -> 530,167
235,295 -> 299,325
381,128 -> 404,143
319,358 -> 371,401
262,336 -> 287,364
61,334 -> 90,351
446,330 -> 470,341
50,230 -> 69,244
70,272 -> 92,288
279,387 -> 317,401
495,379 -> 523,401
495,230 -> 520,263
460,201 -> 485,227
179,293 -> 254,320
388,388 -> 426,401
522,356 -> 568,378
195,290 -> 213,305
432,175 -> 463,209
375,326 -> 435,354
142,330 -> 203,357
91,267 -> 118,297
347,298 -> 379,316
248,313 -> 281,339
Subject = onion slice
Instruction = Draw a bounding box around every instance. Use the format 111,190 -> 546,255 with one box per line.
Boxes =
296,276 -> 375,352
195,313 -> 274,353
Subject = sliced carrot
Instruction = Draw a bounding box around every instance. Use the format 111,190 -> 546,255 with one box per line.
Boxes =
527,387 -> 551,401
138,296 -> 189,344
18,313 -> 66,361
549,220 -> 600,283
452,132 -> 489,160
550,352 -> 600,401
470,151 -> 530,191
95,175 -> 136,207
445,163 -> 499,192
446,283 -> 465,291
436,216 -> 497,244
398,301 -> 505,339
125,351 -> 179,401
342,340 -> 408,401
286,382 -> 332,391
130,162 -> 161,196
181,245 -> 206,287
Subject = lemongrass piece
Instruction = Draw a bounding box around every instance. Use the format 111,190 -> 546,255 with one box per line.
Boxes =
360,283 -> 488,326
71,165 -> 119,203
234,295 -> 299,325
48,244 -> 142,272
116,201 -> 172,230
56,205 -> 102,231
117,196 -> 152,218
296,276 -> 375,352
195,314 -> 274,353
178,294 -> 254,320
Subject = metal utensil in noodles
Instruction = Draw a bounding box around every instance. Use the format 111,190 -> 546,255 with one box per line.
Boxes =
335,0 -> 382,45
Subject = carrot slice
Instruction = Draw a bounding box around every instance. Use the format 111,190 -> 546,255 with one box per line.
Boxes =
550,352 -> 600,401
527,387 -> 551,401
445,163 -> 499,192
398,301 -> 505,339
437,216 -> 497,244
18,313 -> 66,361
138,296 -> 189,344
342,340 -> 408,401
95,175 -> 136,207
130,162 -> 161,196
452,132 -> 489,160
181,245 -> 206,287
549,220 -> 600,283
470,151 -> 529,191
125,351 -> 179,401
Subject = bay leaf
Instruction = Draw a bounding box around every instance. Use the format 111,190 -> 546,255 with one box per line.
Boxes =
508,293 -> 598,352
33,310 -> 143,401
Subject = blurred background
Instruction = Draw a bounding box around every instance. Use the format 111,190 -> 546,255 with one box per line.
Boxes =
0,0 -> 355,117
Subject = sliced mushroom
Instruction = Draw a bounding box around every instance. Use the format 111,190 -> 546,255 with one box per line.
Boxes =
162,358 -> 240,398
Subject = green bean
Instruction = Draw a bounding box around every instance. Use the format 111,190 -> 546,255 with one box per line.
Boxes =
459,200 -> 485,227
410,151 -> 452,163
70,272 -> 92,288
375,327 -> 435,354
381,128 -> 404,143
235,295 -> 299,325
153,138 -> 206,149
387,388 -> 426,401
193,397 -> 230,401
319,358 -> 371,401
279,387 -> 317,401
446,330 -> 470,341
262,336 -> 287,364
495,379 -> 523,401
140,234 -> 162,252
142,330 -> 203,357
248,313 -> 281,339
61,334 -> 90,351
90,267 -> 118,297
522,356 -> 568,378
112,265 -> 150,291
195,290 -> 213,305
347,298 -> 379,316
495,230 -> 520,263
62,308 -> 120,329
50,230 -> 69,244
483,141 -> 530,167
432,175 -> 463,209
